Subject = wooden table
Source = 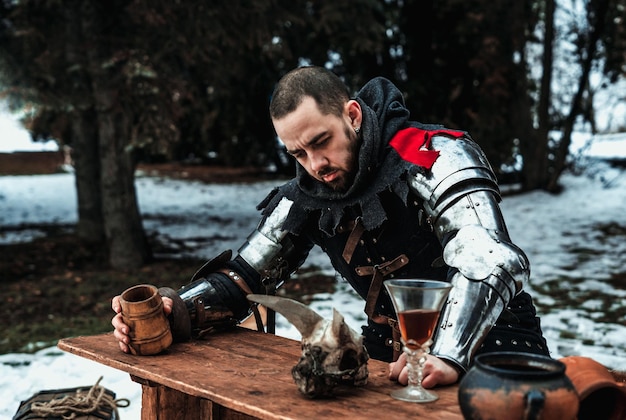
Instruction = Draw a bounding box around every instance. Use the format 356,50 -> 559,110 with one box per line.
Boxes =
58,329 -> 463,419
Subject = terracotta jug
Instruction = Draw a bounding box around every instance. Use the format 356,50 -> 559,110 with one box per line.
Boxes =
560,356 -> 626,420
458,352 -> 579,420
119,284 -> 173,355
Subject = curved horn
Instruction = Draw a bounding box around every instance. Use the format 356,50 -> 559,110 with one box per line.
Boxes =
247,294 -> 324,338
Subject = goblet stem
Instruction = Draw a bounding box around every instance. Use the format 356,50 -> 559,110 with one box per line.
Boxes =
406,345 -> 426,389
390,339 -> 439,403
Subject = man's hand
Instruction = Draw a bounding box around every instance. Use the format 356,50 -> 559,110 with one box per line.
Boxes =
389,353 -> 459,388
111,295 -> 174,353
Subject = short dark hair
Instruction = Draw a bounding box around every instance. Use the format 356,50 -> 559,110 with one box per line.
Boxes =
269,66 -> 350,120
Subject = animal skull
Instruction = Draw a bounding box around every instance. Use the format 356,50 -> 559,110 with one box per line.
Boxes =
247,294 -> 369,398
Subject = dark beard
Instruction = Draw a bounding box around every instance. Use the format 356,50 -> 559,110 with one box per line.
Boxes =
328,125 -> 360,192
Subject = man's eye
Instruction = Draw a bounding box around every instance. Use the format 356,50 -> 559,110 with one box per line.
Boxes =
313,138 -> 328,148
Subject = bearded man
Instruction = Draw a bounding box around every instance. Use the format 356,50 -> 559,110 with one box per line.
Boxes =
112,66 -> 549,388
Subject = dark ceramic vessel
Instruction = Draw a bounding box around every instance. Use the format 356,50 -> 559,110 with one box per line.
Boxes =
458,352 -> 579,420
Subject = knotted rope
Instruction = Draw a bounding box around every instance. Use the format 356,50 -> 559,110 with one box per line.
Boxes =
30,376 -> 130,419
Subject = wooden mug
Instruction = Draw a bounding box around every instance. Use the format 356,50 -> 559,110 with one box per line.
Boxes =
560,356 -> 626,420
119,284 -> 173,355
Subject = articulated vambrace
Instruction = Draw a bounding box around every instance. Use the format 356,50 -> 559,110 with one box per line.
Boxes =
409,135 -> 530,373
162,197 -> 311,339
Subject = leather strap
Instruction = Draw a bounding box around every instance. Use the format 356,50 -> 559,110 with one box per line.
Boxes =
391,323 -> 402,360
219,269 -> 264,332
356,254 -> 409,319
356,254 -> 409,361
342,217 -> 365,264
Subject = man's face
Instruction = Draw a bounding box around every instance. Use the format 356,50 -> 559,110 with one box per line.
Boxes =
273,97 -> 361,193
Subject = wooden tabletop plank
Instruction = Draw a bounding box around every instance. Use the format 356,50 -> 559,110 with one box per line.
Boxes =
58,329 -> 463,419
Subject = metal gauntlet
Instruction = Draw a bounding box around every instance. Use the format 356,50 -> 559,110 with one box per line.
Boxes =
160,251 -> 255,339
409,135 -> 530,373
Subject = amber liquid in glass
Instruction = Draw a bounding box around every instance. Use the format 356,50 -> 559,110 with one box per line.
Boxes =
398,309 -> 440,347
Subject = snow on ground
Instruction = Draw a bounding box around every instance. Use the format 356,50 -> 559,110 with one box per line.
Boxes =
1,158 -> 626,418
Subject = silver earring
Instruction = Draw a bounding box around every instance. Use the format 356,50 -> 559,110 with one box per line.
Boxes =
354,126 -> 361,135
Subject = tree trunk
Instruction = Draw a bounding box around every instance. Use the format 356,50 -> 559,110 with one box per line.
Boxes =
529,0 -> 555,190
97,99 -> 150,269
72,109 -> 105,242
81,0 -> 150,269
515,0 -> 551,191
64,0 -> 104,242
513,65 -> 539,191
547,0 -> 610,192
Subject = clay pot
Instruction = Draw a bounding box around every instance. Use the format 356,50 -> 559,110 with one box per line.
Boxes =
119,284 -> 173,355
458,352 -> 579,420
560,356 -> 626,420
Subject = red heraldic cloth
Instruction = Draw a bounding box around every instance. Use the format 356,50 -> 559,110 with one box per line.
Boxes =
389,127 -> 465,170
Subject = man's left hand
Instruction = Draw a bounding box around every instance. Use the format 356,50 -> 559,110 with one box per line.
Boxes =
388,353 -> 459,387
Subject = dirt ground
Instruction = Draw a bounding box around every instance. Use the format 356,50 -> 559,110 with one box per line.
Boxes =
0,152 -> 291,354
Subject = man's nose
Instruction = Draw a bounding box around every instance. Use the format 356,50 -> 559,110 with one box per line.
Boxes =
309,152 -> 328,173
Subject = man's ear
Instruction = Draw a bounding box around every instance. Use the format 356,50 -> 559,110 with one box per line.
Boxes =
346,100 -> 362,129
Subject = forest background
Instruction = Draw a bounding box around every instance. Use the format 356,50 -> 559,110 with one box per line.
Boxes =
1,2 -> 625,275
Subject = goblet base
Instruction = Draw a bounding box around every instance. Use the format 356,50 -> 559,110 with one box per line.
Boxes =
390,385 -> 439,403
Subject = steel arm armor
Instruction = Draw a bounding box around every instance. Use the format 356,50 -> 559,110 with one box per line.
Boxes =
408,135 -> 530,373
167,197 -> 311,338
237,197 -> 307,284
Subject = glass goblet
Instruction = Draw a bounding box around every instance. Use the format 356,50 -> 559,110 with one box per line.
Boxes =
384,279 -> 452,403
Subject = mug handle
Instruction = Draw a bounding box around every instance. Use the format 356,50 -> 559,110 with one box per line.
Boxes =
524,389 -> 545,420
